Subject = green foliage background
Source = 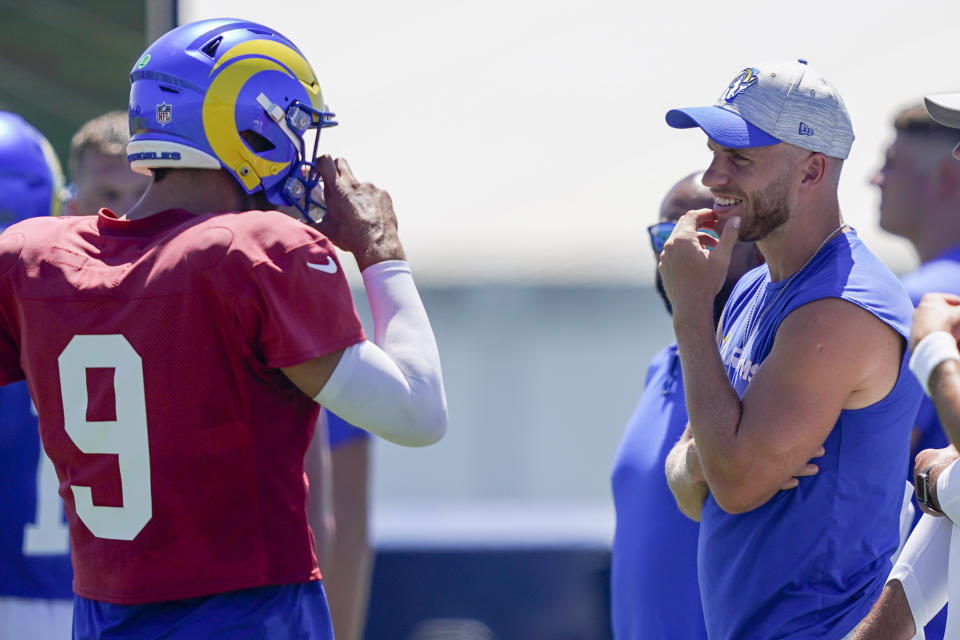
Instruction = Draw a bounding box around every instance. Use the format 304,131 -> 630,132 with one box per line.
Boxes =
0,0 -> 146,176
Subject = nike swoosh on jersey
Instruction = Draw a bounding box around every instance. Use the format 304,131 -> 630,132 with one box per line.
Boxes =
306,257 -> 338,274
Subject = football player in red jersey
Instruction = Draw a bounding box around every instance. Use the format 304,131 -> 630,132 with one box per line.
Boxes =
66,108 -> 372,637
0,18 -> 447,639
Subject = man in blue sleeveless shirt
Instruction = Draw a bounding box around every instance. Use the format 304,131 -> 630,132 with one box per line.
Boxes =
0,112 -> 73,638
660,60 -> 922,639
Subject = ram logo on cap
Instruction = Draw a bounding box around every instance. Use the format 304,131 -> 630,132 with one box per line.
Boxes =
723,68 -> 759,103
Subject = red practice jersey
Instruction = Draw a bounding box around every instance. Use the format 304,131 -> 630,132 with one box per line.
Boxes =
0,209 -> 365,604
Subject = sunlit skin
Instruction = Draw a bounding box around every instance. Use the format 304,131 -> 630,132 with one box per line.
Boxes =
701,139 -> 809,244
693,139 -> 844,281
71,150 -> 151,216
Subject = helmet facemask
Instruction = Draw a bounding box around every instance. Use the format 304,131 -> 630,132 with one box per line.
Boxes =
256,94 -> 337,226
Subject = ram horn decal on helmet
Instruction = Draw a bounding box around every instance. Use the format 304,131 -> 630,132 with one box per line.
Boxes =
126,18 -> 337,224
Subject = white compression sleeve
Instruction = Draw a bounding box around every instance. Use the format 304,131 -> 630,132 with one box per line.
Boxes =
889,512 -> 951,634
314,260 -> 447,447
891,480 -> 917,566
937,459 -> 960,523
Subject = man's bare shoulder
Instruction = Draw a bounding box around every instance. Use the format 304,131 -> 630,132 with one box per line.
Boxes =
779,296 -> 900,335
774,297 -> 904,408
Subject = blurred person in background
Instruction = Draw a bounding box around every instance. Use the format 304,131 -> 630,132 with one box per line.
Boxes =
66,110 -> 150,216
610,171 -> 762,639
0,111 -> 72,639
869,101 -> 960,639
873,103 -> 960,463
320,411 -> 373,640
851,90 -> 960,640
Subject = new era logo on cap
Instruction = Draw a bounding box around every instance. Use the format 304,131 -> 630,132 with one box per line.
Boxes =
665,59 -> 854,159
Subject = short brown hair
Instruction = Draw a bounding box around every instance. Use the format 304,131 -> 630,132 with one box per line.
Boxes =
894,103 -> 957,138
68,111 -> 130,180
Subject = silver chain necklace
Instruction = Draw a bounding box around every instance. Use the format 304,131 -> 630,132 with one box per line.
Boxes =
741,223 -> 847,347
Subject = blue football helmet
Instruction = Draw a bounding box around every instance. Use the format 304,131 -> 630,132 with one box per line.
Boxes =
127,18 -> 337,223
0,112 -> 63,231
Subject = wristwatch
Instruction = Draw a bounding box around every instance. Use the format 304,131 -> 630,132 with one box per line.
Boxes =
917,465 -> 943,515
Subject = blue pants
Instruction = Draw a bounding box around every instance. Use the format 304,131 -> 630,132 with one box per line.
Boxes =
73,581 -> 333,639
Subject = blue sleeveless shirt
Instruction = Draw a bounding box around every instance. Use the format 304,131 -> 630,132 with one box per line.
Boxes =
703,229 -> 921,639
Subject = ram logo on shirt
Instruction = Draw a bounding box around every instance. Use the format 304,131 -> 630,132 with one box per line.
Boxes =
721,340 -> 760,384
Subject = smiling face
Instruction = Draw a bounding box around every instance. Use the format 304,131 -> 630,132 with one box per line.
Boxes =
702,140 -> 808,243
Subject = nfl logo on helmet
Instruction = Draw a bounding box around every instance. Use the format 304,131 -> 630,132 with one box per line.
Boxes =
156,103 -> 172,127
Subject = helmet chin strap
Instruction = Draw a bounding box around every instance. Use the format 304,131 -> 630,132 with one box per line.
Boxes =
255,92 -> 315,219
256,93 -> 305,152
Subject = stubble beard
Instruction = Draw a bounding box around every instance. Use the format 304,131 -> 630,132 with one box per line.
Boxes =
736,174 -> 791,243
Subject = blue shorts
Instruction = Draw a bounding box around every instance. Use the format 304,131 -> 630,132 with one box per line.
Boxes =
326,410 -> 369,449
73,581 -> 332,639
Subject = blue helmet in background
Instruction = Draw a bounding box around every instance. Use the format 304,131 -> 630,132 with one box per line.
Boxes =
0,112 -> 63,231
127,18 -> 337,222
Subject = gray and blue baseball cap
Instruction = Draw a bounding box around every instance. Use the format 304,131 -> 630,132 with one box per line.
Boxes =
666,59 -> 855,159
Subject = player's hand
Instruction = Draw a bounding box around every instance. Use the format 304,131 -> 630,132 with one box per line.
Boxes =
316,156 -> 405,271
658,209 -> 740,318
910,293 -> 960,352
780,446 -> 825,490
914,445 -> 960,517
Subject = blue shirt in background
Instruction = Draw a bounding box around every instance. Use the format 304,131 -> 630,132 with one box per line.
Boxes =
611,344 -> 706,640
0,380 -> 72,600
326,410 -> 369,448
